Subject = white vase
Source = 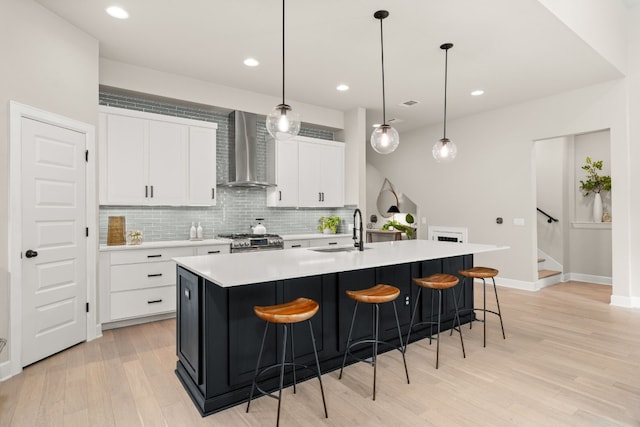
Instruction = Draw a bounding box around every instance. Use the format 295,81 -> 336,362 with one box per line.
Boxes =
323,227 -> 333,234
593,193 -> 603,223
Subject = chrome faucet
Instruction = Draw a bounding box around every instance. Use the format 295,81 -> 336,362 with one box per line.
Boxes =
353,208 -> 364,251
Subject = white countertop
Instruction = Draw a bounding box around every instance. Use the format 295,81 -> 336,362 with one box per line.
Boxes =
174,239 -> 509,288
100,238 -> 231,251
283,233 -> 351,240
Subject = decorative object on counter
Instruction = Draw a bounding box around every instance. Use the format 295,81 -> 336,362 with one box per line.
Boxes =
127,229 -> 143,245
107,216 -> 126,246
602,212 -> 611,222
381,219 -> 414,238
265,0 -> 300,140
190,222 -> 197,240
370,10 -> 399,155
252,219 -> 267,234
433,43 -> 458,163
579,156 -> 611,223
317,216 -> 341,234
197,222 -> 203,239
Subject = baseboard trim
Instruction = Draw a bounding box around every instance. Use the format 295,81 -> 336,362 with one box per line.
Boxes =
101,312 -> 176,331
564,273 -> 611,285
610,295 -> 640,308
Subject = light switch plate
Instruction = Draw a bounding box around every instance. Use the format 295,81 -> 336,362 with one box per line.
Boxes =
513,218 -> 525,226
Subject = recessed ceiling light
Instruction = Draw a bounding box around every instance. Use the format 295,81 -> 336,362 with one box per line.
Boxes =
471,89 -> 485,96
243,58 -> 260,67
106,6 -> 129,19
336,84 -> 349,92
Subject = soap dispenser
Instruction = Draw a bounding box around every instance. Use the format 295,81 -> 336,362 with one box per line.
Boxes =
196,222 -> 203,239
190,222 -> 197,240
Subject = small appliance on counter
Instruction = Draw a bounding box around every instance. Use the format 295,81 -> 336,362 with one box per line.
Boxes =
251,218 -> 267,234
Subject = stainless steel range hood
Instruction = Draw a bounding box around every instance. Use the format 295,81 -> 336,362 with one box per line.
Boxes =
220,111 -> 275,188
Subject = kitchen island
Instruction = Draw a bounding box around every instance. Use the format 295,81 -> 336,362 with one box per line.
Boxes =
174,239 -> 507,416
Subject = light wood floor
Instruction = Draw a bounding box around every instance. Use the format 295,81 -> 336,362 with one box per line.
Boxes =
1,281 -> 639,426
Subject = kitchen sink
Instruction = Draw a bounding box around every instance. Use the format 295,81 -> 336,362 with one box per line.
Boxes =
309,246 -> 371,253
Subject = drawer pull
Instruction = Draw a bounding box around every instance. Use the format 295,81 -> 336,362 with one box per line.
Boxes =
147,254 -> 162,258
328,242 -> 338,245
184,289 -> 191,299
147,273 -> 163,277
147,299 -> 163,304
208,250 -> 221,254
291,244 -> 302,248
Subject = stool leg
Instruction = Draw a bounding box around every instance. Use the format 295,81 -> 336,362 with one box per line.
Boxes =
247,322 -> 269,413
450,286 -> 466,359
372,304 -> 380,401
435,290 -> 442,369
492,277 -> 506,340
429,289 -> 436,344
482,278 -> 487,347
290,323 -> 297,394
339,301 -> 359,380
276,324 -> 288,427
406,287 -> 422,351
308,320 -> 328,418
392,301 -> 410,384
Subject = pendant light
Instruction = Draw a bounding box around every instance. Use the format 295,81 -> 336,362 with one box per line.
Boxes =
432,43 -> 458,162
371,10 -> 399,155
266,0 -> 300,140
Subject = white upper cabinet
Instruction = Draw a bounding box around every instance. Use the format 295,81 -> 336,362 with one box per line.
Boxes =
99,106 -> 217,206
188,126 -> 217,205
298,139 -> 344,207
266,138 -> 299,207
267,136 -> 344,208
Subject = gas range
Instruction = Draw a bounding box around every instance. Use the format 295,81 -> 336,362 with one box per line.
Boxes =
218,233 -> 284,253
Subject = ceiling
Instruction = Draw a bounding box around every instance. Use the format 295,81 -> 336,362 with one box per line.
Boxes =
35,0 -> 628,132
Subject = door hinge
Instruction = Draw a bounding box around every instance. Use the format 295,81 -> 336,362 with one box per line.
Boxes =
85,150 -> 89,162
86,227 -> 89,237
86,302 -> 89,313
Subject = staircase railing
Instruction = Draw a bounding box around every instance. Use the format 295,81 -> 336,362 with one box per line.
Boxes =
537,208 -> 559,223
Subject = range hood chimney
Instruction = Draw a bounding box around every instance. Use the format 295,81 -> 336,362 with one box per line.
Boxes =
221,111 -> 275,188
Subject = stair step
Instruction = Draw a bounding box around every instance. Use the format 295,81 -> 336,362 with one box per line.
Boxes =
538,269 -> 561,279
537,257 -> 545,263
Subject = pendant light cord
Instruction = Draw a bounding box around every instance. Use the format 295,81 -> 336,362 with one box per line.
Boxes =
443,47 -> 449,139
379,17 -> 387,125
281,0 -> 286,105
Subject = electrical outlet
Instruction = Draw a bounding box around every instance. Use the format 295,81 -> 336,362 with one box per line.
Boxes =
513,218 -> 525,226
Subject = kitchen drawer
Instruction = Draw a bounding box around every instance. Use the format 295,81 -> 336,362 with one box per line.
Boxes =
110,286 -> 176,321
195,244 -> 230,255
110,261 -> 176,292
110,247 -> 192,265
285,239 -> 309,249
311,236 -> 354,247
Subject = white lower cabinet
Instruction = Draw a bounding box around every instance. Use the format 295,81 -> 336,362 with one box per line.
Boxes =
310,236 -> 353,247
284,239 -> 310,249
100,243 -> 228,327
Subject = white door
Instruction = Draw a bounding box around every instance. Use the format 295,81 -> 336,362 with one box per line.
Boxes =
319,143 -> 344,207
148,120 -> 188,204
298,142 -> 322,206
188,125 -> 217,205
21,117 -> 87,367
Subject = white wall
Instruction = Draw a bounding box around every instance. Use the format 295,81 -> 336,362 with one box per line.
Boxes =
0,0 -> 99,364
336,107 -> 367,207
367,78 -> 631,302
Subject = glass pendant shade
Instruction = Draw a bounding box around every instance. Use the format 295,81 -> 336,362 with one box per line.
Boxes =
432,137 -> 457,163
371,124 -> 399,154
266,103 -> 300,140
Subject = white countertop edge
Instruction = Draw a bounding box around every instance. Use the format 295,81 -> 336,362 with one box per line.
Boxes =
283,233 -> 352,240
100,238 -> 232,251
174,239 -> 509,288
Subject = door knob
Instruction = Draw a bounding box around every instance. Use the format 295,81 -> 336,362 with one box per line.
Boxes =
25,249 -> 38,258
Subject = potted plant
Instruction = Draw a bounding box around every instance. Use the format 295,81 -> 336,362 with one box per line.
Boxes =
381,220 -> 414,238
579,156 -> 611,222
317,216 -> 341,234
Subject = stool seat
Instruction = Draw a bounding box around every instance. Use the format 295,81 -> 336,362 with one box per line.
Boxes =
254,298 -> 319,324
413,273 -> 459,290
346,284 -> 400,304
459,266 -> 498,279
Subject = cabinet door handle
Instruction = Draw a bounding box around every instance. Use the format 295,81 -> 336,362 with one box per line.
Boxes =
279,190 -> 282,201
150,185 -> 154,198
145,185 -> 148,198
321,192 -> 325,202
147,273 -> 163,277
207,250 -> 221,254
184,289 -> 191,300
147,299 -> 163,304
147,254 -> 162,258
291,244 -> 302,248
328,242 -> 338,245
318,192 -> 322,202
212,188 -> 215,199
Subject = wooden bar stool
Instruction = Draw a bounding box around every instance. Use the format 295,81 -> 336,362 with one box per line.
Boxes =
339,284 -> 409,400
406,274 -> 466,369
458,266 -> 505,347
247,298 -> 328,426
